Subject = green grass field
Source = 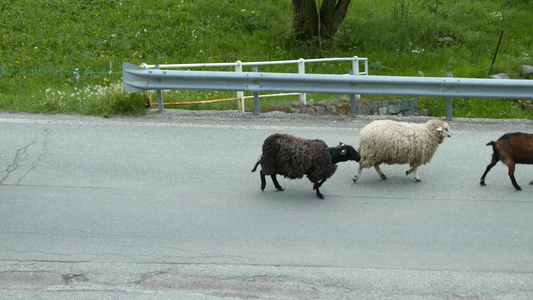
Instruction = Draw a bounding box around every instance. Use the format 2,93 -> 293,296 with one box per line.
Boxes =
1,0 -> 532,118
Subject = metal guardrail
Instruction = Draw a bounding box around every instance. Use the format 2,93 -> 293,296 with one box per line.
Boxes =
123,62 -> 533,119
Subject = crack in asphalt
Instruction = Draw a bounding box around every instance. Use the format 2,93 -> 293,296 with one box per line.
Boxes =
0,141 -> 36,185
0,129 -> 48,186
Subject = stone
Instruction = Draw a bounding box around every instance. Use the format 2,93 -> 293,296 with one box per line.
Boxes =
490,73 -> 510,79
388,105 -> 400,114
369,101 -> 380,114
410,98 -> 419,112
399,99 -> 411,111
520,65 -> 533,78
357,103 -> 370,115
314,105 -> 327,114
438,37 -> 456,45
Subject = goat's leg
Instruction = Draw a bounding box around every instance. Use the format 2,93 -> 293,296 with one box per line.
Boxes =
260,170 -> 267,191
480,155 -> 499,186
271,174 -> 284,191
353,165 -> 364,183
374,164 -> 387,180
406,165 -> 421,182
506,162 -> 522,191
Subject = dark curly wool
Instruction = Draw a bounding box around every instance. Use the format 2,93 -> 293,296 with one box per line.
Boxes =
252,133 -> 360,199
260,134 -> 337,182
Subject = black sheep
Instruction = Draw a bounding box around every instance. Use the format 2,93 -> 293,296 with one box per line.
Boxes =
480,132 -> 533,190
251,133 -> 361,199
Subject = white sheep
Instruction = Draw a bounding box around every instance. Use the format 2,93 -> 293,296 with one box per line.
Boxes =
353,119 -> 452,183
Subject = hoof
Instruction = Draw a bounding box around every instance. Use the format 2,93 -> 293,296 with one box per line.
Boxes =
415,177 -> 421,182
353,177 -> 358,183
529,180 -> 533,185
381,176 -> 387,180
480,182 -> 486,186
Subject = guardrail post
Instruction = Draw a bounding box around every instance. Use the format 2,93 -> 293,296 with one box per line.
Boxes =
155,64 -> 164,112
351,56 -> 359,75
298,58 -> 307,105
252,67 -> 260,115
446,72 -> 453,120
235,60 -> 245,112
349,69 -> 357,118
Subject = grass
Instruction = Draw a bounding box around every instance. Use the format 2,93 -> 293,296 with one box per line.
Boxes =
1,0 -> 532,119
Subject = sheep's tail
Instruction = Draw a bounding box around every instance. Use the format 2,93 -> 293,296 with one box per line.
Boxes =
251,157 -> 261,172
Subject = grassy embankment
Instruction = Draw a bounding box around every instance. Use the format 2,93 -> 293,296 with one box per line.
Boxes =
1,0 -> 532,118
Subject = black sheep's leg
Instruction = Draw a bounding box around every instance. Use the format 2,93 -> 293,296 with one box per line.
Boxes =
507,162 -> 522,191
313,179 -> 327,190
260,170 -> 266,191
271,174 -> 284,191
480,154 -> 499,186
315,186 -> 325,200
312,180 -> 326,199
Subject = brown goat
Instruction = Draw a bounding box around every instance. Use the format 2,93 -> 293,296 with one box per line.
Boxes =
480,132 -> 533,190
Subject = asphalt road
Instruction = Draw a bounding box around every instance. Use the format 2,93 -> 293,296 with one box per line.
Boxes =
1,111 -> 532,299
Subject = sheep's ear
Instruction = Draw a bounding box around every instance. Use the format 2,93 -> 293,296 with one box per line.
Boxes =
339,142 -> 345,146
436,127 -> 443,132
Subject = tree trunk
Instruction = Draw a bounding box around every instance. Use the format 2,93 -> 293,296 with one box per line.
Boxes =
292,0 -> 319,41
292,0 -> 351,42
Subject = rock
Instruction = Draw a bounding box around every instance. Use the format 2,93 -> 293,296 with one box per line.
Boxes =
520,65 -> 533,79
490,73 -> 510,79
438,37 -> 456,45
410,98 -> 419,112
399,99 -> 411,111
388,105 -> 400,114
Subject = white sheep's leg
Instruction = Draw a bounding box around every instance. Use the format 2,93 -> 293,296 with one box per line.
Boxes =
374,164 -> 387,180
353,165 -> 364,183
406,166 -> 421,182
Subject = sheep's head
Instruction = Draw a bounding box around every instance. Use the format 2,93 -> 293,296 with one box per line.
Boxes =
436,122 -> 452,138
330,142 -> 361,163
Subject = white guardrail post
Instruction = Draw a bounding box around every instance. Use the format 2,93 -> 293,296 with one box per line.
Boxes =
445,72 -> 454,120
298,58 -> 307,105
350,56 -> 361,118
234,60 -> 244,112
